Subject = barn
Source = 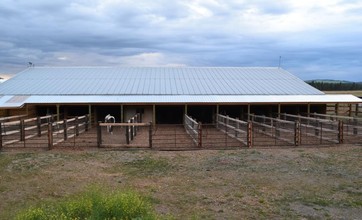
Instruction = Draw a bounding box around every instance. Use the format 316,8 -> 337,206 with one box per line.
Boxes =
0,66 -> 361,149
0,66 -> 360,122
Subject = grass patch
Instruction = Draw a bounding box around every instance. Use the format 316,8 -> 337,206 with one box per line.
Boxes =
15,186 -> 161,220
122,156 -> 173,177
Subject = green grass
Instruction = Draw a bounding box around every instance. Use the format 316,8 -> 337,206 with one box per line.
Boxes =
15,187 -> 160,220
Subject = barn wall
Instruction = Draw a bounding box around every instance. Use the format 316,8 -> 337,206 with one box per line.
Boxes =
3,105 -> 37,117
124,106 -> 152,123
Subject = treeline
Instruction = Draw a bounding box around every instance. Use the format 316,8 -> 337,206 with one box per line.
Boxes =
307,81 -> 362,91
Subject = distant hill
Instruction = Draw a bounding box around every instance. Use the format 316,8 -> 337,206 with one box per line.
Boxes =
306,79 -> 362,91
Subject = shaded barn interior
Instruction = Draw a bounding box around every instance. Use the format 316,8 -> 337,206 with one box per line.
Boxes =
187,105 -> 215,123
156,106 -> 184,124
95,105 -> 122,122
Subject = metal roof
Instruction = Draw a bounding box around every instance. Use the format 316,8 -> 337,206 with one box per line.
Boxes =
0,95 -> 360,108
0,67 -> 324,96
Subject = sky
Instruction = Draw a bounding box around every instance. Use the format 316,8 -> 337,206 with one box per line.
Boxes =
0,0 -> 362,81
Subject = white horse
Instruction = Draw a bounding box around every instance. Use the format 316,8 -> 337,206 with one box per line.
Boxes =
104,114 -> 115,134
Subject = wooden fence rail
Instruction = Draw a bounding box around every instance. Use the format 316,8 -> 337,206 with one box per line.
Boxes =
216,114 -> 251,147
0,114 -> 89,149
184,114 -> 201,147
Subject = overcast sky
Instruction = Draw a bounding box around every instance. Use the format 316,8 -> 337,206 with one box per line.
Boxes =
0,0 -> 361,81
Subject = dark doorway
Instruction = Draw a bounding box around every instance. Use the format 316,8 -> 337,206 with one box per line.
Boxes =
281,105 -> 308,115
219,105 -> 247,119
65,106 -> 88,118
310,104 -> 327,114
156,106 -> 184,124
96,106 -> 122,122
187,106 -> 215,123
36,105 -> 63,116
250,105 -> 278,117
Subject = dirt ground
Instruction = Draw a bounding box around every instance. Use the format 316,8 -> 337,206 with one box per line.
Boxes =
0,145 -> 361,219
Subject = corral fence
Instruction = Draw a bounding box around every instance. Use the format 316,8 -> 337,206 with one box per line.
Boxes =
98,113 -> 151,148
1,112 -> 361,150
249,114 -> 300,146
216,114 -> 252,147
278,113 -> 343,145
307,113 -> 362,144
150,114 -> 200,149
0,114 -> 90,149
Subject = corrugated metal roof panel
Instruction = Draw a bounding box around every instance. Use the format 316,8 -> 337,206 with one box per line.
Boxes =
0,94 -> 355,106
0,67 -> 324,96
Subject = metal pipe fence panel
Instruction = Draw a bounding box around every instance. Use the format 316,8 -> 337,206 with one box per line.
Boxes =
249,114 -> 296,147
216,114 -> 248,147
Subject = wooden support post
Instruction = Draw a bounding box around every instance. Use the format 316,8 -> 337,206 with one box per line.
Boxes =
184,104 -> 188,124
247,104 -> 251,120
335,103 -> 339,115
215,104 -> 219,123
149,122 -> 153,148
294,120 -> 301,146
85,115 -> 89,131
20,119 -> 25,141
262,115 -> 266,131
88,105 -> 92,127
37,117 -> 41,137
97,121 -> 102,147
247,121 -> 252,148
63,119 -> 67,141
75,117 -> 79,136
56,105 -> 60,121
198,122 -> 202,147
307,103 -> 311,117
278,104 -> 281,118
338,120 -> 344,144
48,122 -> 53,150
349,104 -> 352,117
355,104 -> 359,117
152,105 -> 156,126
0,122 -> 3,150
120,105 -> 124,123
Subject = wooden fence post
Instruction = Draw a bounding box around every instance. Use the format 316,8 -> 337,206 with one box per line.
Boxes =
75,117 -> 79,136
0,122 -> 2,150
338,120 -> 344,144
126,120 -> 130,145
97,121 -> 102,148
294,120 -> 301,146
247,121 -> 253,148
48,122 -> 53,150
149,122 -> 153,148
63,119 -> 67,141
20,119 -> 25,141
37,117 -> 41,137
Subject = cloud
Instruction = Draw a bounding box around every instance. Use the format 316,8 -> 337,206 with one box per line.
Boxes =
0,0 -> 361,81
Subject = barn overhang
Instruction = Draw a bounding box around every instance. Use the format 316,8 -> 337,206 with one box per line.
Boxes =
0,94 -> 360,108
